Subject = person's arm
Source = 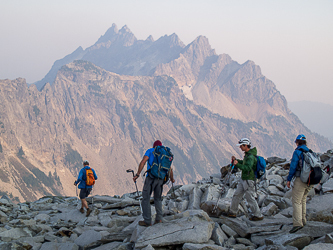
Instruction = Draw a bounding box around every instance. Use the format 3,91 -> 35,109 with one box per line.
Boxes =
287,150 -> 300,187
234,155 -> 254,172
74,169 -> 83,185
133,156 -> 149,182
93,169 -> 98,180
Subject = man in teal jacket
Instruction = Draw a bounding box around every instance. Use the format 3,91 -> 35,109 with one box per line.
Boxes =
226,138 -> 263,221
74,160 -> 98,217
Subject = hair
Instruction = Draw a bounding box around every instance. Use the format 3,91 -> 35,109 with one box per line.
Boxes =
296,139 -> 307,146
246,144 -> 251,149
153,140 -> 162,148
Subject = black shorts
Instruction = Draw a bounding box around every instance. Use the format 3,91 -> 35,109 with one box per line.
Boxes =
79,188 -> 92,199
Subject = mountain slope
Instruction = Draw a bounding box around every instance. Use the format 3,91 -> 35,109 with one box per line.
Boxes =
0,61 -> 332,202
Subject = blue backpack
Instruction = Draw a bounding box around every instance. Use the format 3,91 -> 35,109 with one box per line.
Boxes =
255,156 -> 266,179
149,146 -> 173,180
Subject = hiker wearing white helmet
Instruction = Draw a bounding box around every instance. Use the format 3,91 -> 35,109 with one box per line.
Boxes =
224,138 -> 263,221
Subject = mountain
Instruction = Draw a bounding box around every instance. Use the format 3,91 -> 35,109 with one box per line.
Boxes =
33,23 -> 185,90
289,101 -> 333,142
2,24 -> 332,202
1,61 -> 331,203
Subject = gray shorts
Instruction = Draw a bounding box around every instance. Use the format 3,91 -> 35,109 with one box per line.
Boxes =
79,188 -> 92,199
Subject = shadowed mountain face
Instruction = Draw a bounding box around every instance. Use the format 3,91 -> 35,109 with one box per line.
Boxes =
1,61 -> 332,202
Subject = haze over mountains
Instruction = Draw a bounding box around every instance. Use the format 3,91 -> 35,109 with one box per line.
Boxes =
289,101 -> 333,142
0,24 -> 331,202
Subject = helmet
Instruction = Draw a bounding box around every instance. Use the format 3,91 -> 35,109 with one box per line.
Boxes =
83,160 -> 89,166
295,134 -> 306,142
236,138 -> 251,146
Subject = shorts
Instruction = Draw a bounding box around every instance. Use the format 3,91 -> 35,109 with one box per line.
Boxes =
79,188 -> 92,199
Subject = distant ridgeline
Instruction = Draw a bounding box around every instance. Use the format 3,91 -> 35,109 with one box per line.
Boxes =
0,24 -> 331,202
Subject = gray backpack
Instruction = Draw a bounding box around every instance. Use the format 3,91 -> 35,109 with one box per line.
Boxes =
299,148 -> 323,185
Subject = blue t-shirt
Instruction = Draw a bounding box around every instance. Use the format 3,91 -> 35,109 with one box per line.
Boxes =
144,148 -> 155,171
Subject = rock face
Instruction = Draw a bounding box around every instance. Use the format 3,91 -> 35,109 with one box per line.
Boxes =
0,155 -> 333,249
0,60 -> 332,202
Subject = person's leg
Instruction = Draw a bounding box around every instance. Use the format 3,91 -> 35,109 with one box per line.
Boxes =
301,184 -> 313,225
152,178 -> 164,222
79,189 -> 89,209
230,179 -> 246,215
244,180 -> 262,218
292,177 -> 305,227
81,198 -> 88,209
141,175 -> 153,225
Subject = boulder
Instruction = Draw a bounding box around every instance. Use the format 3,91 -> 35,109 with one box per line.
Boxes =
261,202 -> 279,216
265,233 -> 313,249
306,193 -> 333,223
40,242 -> 79,250
182,243 -> 225,250
303,243 -> 333,250
210,222 -> 228,246
135,211 -> 214,248
74,230 -> 102,249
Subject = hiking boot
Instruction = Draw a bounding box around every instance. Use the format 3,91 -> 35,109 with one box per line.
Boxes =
155,220 -> 162,224
138,220 -> 151,227
86,208 -> 92,217
79,208 -> 85,214
249,216 -> 264,221
221,211 -> 237,218
289,226 -> 303,233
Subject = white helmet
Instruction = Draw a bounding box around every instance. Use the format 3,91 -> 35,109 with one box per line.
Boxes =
236,138 -> 251,146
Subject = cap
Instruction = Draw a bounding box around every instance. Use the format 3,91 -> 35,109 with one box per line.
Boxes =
83,160 -> 89,165
236,138 -> 251,146
295,134 -> 306,142
153,140 -> 162,148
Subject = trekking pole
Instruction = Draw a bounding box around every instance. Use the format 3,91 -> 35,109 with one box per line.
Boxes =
212,161 -> 234,214
126,169 -> 142,213
171,181 -> 176,199
91,188 -> 94,206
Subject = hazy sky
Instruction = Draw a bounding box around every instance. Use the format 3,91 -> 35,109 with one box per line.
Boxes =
1,0 -> 332,105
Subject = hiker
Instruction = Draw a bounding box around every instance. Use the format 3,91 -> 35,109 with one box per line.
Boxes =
286,134 -> 313,233
225,138 -> 263,221
74,160 -> 97,217
133,140 -> 175,226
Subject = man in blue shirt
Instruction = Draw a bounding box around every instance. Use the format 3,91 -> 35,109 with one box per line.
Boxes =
286,134 -> 313,233
74,160 -> 98,217
133,140 -> 175,226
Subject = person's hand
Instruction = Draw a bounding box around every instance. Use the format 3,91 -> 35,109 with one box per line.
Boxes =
133,173 -> 139,182
74,181 -> 77,186
170,177 -> 175,183
233,160 -> 238,165
286,181 -> 291,189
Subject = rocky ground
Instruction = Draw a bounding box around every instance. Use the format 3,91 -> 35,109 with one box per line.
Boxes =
1,150 -> 333,250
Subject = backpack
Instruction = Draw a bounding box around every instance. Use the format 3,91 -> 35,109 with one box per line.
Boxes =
85,168 -> 95,186
255,156 -> 266,179
149,146 -> 173,181
298,148 -> 322,186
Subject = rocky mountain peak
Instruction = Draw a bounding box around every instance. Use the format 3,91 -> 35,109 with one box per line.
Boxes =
146,35 -> 154,42
95,23 -> 119,44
